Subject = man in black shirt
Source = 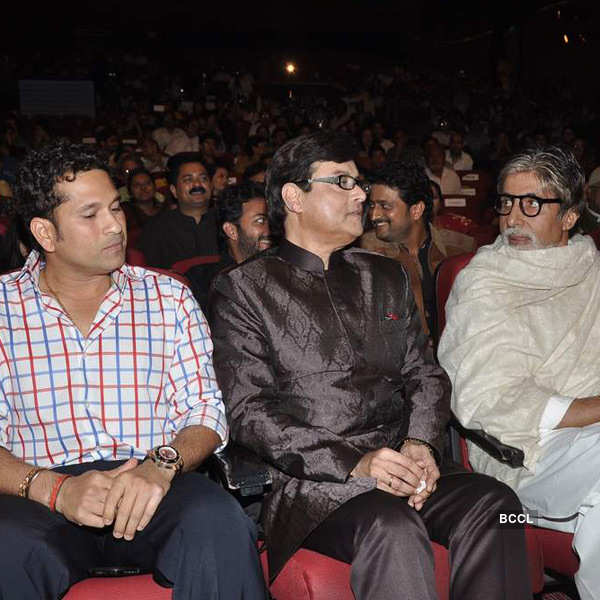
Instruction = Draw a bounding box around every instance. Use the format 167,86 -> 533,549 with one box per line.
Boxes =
139,152 -> 219,268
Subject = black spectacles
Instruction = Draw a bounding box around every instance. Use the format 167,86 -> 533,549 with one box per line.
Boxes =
493,193 -> 562,217
296,174 -> 371,194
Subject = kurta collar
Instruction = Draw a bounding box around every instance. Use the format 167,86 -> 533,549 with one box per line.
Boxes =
277,239 -> 329,274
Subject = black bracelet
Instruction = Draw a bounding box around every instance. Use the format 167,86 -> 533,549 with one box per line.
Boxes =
401,437 -> 437,461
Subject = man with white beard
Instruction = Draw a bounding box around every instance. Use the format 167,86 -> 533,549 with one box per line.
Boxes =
439,146 -> 600,600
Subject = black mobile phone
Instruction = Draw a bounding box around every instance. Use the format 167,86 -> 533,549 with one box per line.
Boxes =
88,566 -> 142,577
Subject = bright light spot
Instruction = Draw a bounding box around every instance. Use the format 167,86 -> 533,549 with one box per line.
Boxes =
563,33 -> 569,44
285,62 -> 296,74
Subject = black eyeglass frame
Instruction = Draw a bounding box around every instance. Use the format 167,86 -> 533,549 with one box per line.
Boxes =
295,175 -> 371,194
493,193 -> 563,217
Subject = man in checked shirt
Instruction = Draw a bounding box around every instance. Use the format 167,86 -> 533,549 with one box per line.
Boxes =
0,141 -> 265,600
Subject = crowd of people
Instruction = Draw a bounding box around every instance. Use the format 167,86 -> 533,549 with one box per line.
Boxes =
1,50 -> 600,600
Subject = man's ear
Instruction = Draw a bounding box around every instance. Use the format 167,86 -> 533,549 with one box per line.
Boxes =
222,222 -> 238,241
410,201 -> 425,221
281,183 -> 304,214
562,209 -> 579,231
169,184 -> 178,200
29,218 -> 57,253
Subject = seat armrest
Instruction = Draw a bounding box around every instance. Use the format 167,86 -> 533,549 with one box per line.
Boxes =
209,443 -> 272,497
450,416 -> 524,468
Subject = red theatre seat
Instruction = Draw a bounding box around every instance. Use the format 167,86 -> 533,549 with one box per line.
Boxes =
126,246 -> 148,267
170,255 -> 222,275
63,542 -> 451,600
64,574 -> 170,600
436,253 -> 578,591
264,544 -> 450,600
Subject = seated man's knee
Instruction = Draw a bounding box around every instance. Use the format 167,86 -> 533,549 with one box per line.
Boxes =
464,473 -> 523,514
359,491 -> 428,543
173,475 -> 256,540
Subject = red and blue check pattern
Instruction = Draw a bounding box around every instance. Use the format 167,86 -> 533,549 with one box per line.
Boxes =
0,251 -> 228,467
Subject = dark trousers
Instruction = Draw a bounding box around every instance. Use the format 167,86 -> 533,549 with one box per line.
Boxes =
303,466 -> 532,600
0,460 -> 266,600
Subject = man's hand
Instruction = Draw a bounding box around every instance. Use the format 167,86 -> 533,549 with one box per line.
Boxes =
55,458 -> 138,527
351,447 -> 425,497
400,441 -> 440,511
103,459 -> 174,541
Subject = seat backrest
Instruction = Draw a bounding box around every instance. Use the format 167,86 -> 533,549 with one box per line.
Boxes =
170,255 -> 221,275
440,194 -> 488,224
145,267 -> 191,287
126,246 -> 148,267
435,252 -> 475,337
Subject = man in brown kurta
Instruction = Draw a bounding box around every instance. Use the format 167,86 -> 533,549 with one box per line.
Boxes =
209,132 -> 531,599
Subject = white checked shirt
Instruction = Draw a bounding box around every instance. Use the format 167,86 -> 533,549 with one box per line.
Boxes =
0,251 -> 227,467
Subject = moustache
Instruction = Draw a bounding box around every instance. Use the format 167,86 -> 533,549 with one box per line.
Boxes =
189,186 -> 207,195
501,227 -> 538,247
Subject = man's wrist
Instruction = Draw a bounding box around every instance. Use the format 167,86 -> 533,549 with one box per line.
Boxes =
141,457 -> 177,483
401,438 -> 437,463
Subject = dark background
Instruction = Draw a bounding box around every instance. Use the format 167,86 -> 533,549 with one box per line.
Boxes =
3,0 -> 599,87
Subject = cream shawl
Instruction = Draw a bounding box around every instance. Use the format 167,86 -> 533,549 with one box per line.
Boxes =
438,234 -> 600,488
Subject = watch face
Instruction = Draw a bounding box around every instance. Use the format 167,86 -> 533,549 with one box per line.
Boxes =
157,445 -> 178,463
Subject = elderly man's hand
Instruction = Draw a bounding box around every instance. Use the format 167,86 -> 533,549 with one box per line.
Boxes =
351,447 -> 426,497
102,459 -> 174,541
400,441 -> 440,511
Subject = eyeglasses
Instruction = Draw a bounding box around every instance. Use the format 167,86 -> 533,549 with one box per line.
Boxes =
493,193 -> 562,218
296,174 -> 371,194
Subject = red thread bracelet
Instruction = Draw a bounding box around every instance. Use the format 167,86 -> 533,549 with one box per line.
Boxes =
49,474 -> 71,513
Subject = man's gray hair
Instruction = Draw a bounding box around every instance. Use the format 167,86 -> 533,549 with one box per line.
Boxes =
498,145 -> 585,216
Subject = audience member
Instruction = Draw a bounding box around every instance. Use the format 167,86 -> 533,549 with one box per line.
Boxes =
424,140 -> 462,194
209,159 -> 231,200
199,131 -> 219,166
445,131 -> 474,171
235,136 -> 267,177
139,152 -> 219,267
187,181 -> 271,311
243,160 -> 267,183
115,152 -> 143,203
361,159 -> 471,337
439,146 -> 598,600
209,131 -> 531,600
0,140 -> 265,600
140,136 -> 167,173
123,167 -> 165,231
152,112 -> 191,157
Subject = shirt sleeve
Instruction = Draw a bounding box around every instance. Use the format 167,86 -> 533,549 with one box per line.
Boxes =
164,283 -> 228,450
539,395 -> 574,434
0,346 -> 11,449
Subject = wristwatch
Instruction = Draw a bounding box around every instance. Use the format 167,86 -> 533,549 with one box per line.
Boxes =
146,445 -> 184,474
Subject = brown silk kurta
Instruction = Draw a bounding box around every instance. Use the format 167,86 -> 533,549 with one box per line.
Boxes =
209,239 -> 451,581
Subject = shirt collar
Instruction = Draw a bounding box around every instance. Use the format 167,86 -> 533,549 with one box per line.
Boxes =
277,239 -> 327,274
19,249 -> 130,295
16,249 -> 44,288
